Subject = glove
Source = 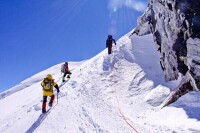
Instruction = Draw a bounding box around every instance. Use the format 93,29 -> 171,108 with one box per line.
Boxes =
57,89 -> 60,93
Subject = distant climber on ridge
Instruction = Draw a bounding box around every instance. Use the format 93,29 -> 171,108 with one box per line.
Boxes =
61,62 -> 72,82
41,74 -> 60,113
106,35 -> 116,54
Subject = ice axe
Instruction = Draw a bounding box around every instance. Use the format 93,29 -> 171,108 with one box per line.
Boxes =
57,91 -> 59,104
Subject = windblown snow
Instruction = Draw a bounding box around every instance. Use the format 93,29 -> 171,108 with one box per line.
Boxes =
0,33 -> 200,133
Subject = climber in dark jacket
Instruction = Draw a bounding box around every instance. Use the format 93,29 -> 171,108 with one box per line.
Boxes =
106,35 -> 116,54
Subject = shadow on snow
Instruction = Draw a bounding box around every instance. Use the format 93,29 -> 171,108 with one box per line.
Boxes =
25,104 -> 57,133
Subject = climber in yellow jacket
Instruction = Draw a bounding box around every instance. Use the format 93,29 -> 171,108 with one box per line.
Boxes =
41,74 -> 60,113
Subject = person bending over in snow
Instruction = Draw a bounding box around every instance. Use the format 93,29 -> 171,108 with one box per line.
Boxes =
106,35 -> 116,55
61,62 -> 72,82
41,74 -> 60,113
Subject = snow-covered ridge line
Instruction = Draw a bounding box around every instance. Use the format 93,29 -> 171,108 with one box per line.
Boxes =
0,33 -> 200,132
0,61 -> 84,100
0,64 -> 60,100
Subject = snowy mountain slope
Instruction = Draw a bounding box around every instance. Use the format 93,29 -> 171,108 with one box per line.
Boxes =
0,61 -> 84,100
0,33 -> 200,133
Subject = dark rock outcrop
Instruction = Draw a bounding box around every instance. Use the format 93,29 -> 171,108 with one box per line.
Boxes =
134,0 -> 200,106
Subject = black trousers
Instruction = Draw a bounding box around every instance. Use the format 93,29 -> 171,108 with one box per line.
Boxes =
108,47 -> 112,54
43,95 -> 54,104
63,71 -> 72,77
42,95 -> 54,110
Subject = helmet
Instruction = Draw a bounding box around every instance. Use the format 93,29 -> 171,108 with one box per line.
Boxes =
108,35 -> 112,38
46,74 -> 53,80
65,62 -> 68,64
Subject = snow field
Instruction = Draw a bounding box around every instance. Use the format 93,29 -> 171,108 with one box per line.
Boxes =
0,33 -> 200,133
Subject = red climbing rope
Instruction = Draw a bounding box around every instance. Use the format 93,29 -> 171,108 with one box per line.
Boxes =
111,55 -> 139,133
114,87 -> 139,133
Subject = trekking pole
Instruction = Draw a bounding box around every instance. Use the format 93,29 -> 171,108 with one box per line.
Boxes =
112,44 -> 117,54
57,92 -> 58,104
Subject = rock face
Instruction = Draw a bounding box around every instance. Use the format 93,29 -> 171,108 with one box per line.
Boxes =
134,0 -> 200,106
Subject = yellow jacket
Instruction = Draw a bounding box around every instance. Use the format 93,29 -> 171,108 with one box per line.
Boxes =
41,78 -> 58,96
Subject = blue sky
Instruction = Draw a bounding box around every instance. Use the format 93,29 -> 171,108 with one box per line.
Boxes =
0,0 -> 147,92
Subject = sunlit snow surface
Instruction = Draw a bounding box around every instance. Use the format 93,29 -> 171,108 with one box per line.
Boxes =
0,33 -> 200,133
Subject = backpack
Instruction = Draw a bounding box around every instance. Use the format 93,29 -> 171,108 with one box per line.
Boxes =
61,64 -> 66,73
43,79 -> 54,91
